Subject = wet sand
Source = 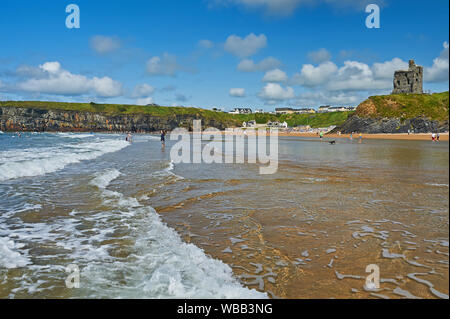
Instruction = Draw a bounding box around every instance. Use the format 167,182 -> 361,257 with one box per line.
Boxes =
223,131 -> 449,141
150,137 -> 449,299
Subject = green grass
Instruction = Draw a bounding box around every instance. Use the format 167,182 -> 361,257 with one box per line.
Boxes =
0,100 -> 353,128
358,91 -> 449,121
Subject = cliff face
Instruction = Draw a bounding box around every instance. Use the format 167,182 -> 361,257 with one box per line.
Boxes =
334,114 -> 448,134
0,106 -> 236,132
333,92 -> 449,133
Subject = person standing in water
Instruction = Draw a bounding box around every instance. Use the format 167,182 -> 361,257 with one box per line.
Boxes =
161,130 -> 166,148
359,132 -> 363,143
126,133 -> 132,143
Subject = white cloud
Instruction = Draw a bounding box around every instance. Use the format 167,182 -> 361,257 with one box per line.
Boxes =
224,33 -> 267,58
136,97 -> 154,105
146,53 -> 181,76
198,40 -> 214,49
327,60 -> 389,91
425,41 -> 449,83
91,77 -> 123,97
294,91 -> 361,106
258,83 -> 295,102
90,35 -> 121,54
291,60 -> 390,92
372,58 -> 408,79
262,69 -> 288,82
229,88 -> 246,97
237,57 -> 281,72
15,61 -> 123,97
292,61 -> 338,87
307,48 -> 331,63
131,83 -> 155,98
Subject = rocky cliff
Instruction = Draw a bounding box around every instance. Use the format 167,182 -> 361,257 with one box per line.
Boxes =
333,92 -> 449,133
333,114 -> 448,134
0,106 -> 238,132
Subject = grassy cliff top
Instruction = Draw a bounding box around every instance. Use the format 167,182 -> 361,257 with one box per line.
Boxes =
0,100 -> 353,128
355,91 -> 449,121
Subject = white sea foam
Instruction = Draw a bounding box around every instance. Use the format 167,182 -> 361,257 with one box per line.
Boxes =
90,169 -> 122,189
0,237 -> 31,269
0,139 -> 129,181
425,183 -> 449,187
78,169 -> 266,299
58,133 -> 95,139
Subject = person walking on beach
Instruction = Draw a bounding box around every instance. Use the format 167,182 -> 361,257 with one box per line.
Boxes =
437,133 -> 440,141
349,132 -> 353,140
319,131 -> 324,141
359,132 -> 363,143
432,132 -> 436,142
161,130 -> 166,149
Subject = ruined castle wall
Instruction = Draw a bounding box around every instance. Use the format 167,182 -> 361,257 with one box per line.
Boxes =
392,61 -> 423,94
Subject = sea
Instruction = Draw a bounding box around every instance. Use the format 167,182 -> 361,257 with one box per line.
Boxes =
0,131 -> 448,299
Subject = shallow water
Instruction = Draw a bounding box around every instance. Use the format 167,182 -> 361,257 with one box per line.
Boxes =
0,133 -> 448,299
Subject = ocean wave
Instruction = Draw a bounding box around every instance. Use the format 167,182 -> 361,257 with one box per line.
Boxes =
0,139 -> 130,182
0,237 -> 31,269
57,133 -> 95,139
79,169 -> 265,298
90,169 -> 122,189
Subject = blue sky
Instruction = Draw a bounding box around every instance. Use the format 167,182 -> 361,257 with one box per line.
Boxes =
0,0 -> 448,111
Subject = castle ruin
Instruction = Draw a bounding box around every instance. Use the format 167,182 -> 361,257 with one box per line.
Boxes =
392,60 -> 423,94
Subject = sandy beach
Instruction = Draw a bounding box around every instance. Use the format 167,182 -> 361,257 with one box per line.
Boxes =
223,131 -> 449,141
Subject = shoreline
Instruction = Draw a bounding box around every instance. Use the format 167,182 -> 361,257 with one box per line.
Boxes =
222,130 -> 449,141
2,130 -> 448,141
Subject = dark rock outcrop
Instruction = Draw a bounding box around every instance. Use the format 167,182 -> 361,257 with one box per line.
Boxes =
0,106 -> 236,132
332,114 -> 449,134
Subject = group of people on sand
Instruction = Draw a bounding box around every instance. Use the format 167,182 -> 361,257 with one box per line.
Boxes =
125,130 -> 167,148
431,132 -> 440,142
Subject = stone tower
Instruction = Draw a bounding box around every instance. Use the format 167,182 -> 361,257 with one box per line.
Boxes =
392,60 -> 423,94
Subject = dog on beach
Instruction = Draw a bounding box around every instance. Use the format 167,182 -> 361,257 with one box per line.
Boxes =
329,141 -> 336,145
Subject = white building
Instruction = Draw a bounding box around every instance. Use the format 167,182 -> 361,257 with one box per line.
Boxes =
229,108 -> 252,114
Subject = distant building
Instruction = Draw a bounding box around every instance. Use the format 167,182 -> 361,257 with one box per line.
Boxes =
328,106 -> 348,112
275,107 -> 316,114
275,108 -> 295,114
317,105 -> 331,113
267,121 -> 288,128
229,108 -> 252,114
317,106 -> 355,113
243,120 -> 256,128
295,108 -> 315,114
254,109 -> 265,113
392,59 -> 423,94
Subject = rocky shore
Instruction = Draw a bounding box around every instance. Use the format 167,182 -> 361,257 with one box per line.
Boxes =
0,106 -> 233,132
332,114 -> 449,134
